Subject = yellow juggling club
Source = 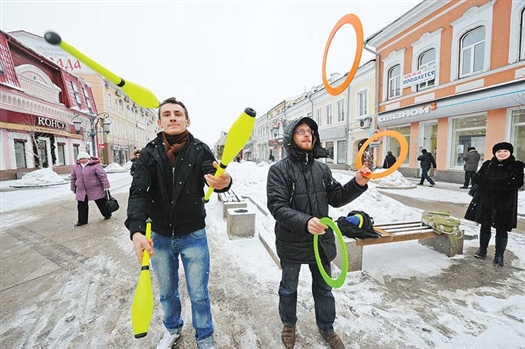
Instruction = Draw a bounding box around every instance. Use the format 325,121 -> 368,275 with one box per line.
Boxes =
131,218 -> 154,338
44,31 -> 160,109
203,107 -> 257,202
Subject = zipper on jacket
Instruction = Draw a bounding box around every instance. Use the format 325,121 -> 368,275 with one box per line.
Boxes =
170,166 -> 176,236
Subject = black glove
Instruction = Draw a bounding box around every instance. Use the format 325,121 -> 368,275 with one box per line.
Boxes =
336,210 -> 381,239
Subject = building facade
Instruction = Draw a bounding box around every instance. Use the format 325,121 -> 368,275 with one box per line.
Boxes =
0,31 -> 98,180
367,0 -> 525,182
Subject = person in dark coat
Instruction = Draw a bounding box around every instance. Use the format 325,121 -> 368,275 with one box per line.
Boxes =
126,97 -> 231,349
70,152 -> 111,227
267,117 -> 371,349
460,146 -> 480,189
469,142 -> 524,266
129,149 -> 140,176
382,150 -> 396,169
417,149 -> 436,186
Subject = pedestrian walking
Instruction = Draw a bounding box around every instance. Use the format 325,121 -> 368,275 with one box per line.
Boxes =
266,117 -> 372,349
126,97 -> 232,349
382,150 -> 396,169
459,146 -> 480,189
417,149 -> 436,187
130,149 -> 140,176
469,142 -> 524,266
70,152 -> 111,227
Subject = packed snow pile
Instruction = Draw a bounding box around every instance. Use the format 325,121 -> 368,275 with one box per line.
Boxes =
370,169 -> 415,188
104,162 -> 127,173
123,161 -> 133,170
11,168 -> 67,187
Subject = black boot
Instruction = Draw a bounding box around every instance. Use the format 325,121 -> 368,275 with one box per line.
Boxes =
474,227 -> 491,259
493,235 -> 508,267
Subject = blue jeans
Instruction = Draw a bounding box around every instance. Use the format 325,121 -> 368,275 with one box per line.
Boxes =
420,168 -> 435,185
151,228 -> 214,346
279,260 -> 335,333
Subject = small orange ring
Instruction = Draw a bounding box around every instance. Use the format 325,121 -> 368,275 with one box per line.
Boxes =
322,14 -> 364,96
356,130 -> 408,179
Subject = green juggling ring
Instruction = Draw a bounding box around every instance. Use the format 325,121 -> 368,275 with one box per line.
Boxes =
313,217 -> 348,288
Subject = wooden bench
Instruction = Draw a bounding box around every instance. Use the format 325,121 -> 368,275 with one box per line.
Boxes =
333,221 -> 464,272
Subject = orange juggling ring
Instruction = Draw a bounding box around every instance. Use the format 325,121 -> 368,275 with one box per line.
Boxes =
357,130 -> 408,179
322,14 -> 364,96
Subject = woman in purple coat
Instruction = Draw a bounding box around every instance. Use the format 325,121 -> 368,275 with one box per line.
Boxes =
70,152 -> 111,227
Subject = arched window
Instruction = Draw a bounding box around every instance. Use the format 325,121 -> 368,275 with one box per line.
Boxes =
418,48 -> 436,90
388,64 -> 401,99
520,9 -> 525,61
459,26 -> 485,78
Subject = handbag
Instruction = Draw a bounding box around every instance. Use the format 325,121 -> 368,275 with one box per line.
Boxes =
467,184 -> 479,197
105,190 -> 120,213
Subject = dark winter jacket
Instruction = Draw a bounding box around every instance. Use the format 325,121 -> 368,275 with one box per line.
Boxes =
383,154 -> 396,169
470,156 -> 524,231
125,132 -> 231,239
130,158 -> 137,176
70,157 -> 110,201
266,117 -> 367,264
463,150 -> 481,172
417,152 -> 436,170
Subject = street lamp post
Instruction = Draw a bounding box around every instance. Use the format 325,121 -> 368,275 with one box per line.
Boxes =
72,112 -> 111,158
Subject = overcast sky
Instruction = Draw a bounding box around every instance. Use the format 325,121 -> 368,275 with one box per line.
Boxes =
1,1 -> 422,145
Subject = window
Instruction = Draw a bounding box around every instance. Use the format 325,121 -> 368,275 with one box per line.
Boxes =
71,82 -> 82,105
388,65 -> 401,99
14,140 -> 27,168
337,140 -> 346,164
336,100 -> 345,122
451,115 -> 487,168
326,104 -> 333,125
316,108 -> 322,126
357,90 -> 368,117
459,26 -> 485,78
73,144 -> 80,161
83,88 -> 93,112
107,93 -> 112,106
57,143 -> 66,166
0,61 -> 4,75
521,8 -> 525,61
386,126 -> 410,165
325,141 -> 334,163
418,49 -> 436,90
510,109 -> 525,162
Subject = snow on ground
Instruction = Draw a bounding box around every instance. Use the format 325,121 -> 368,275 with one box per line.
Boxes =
1,162 -> 524,348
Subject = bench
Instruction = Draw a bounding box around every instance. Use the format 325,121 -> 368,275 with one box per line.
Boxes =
219,189 -> 248,220
333,220 -> 464,272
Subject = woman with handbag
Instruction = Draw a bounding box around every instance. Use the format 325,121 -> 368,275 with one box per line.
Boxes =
70,152 -> 112,227
467,142 -> 524,266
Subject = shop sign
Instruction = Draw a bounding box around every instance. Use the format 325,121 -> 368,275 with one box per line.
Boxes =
377,103 -> 436,123
36,116 -> 67,130
402,66 -> 436,88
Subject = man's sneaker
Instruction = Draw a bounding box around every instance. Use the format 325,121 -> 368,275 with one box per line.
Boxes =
429,184 -> 435,187
319,330 -> 345,349
281,325 -> 296,349
156,330 -> 180,349
459,186 -> 468,189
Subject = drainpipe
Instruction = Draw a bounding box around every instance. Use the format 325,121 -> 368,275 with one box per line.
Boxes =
364,40 -> 380,168
345,77 -> 352,169
308,92 -> 314,120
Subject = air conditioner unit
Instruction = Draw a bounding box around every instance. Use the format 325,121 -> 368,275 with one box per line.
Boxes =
359,118 -> 371,129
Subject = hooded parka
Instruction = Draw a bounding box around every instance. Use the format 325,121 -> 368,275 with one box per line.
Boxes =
266,117 -> 367,264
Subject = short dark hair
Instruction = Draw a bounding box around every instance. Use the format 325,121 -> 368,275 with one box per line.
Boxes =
158,97 -> 189,120
467,146 -> 475,151
421,149 -> 427,154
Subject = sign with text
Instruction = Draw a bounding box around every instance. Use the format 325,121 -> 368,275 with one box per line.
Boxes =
402,66 -> 436,88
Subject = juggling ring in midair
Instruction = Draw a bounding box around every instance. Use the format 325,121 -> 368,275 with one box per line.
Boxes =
322,13 -> 364,96
356,130 -> 409,179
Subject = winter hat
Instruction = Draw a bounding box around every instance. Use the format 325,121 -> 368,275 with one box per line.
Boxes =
77,151 -> 91,160
492,142 -> 513,155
